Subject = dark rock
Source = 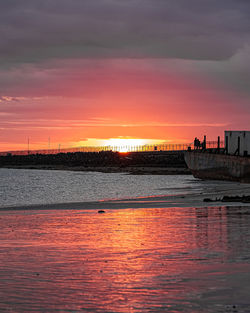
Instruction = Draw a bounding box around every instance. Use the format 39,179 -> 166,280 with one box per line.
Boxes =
98,210 -> 105,213
222,196 -> 242,202
203,198 -> 213,202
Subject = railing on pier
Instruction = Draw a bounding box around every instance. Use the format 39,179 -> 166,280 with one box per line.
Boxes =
0,141 -> 224,156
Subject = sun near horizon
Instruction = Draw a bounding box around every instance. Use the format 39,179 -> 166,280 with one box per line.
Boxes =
0,131 -> 223,153
0,135 -> 190,153
100,138 -> 167,152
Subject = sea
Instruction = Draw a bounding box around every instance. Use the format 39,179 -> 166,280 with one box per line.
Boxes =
1,168 -> 250,312
0,168 -> 197,208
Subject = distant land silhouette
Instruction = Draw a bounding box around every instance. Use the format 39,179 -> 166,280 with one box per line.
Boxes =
0,151 -> 190,175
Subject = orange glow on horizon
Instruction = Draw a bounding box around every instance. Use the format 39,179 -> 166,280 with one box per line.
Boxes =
0,58 -> 247,152
103,138 -> 151,152
72,138 -> 167,152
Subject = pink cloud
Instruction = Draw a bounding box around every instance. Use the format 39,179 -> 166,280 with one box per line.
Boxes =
0,58 -> 250,151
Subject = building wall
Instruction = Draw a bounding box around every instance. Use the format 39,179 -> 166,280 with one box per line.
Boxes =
225,131 -> 250,156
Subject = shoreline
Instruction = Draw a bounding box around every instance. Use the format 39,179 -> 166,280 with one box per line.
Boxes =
1,167 -> 250,211
2,185 -> 250,211
0,165 -> 190,175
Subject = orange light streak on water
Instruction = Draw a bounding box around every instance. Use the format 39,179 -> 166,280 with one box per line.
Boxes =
0,207 -> 250,312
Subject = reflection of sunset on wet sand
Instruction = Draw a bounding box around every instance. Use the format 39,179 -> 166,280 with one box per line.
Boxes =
1,206 -> 250,312
2,2 -> 250,313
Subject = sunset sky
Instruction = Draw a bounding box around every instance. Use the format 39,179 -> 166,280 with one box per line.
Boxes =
1,0 -> 250,151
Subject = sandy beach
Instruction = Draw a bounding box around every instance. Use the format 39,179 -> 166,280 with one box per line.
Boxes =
1,169 -> 250,312
1,203 -> 250,312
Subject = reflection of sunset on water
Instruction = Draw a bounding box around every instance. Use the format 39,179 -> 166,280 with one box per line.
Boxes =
1,206 -> 250,312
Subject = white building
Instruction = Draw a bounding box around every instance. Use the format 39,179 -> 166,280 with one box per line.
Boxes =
225,131 -> 250,156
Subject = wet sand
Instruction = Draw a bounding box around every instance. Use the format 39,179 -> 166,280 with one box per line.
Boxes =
1,205 -> 250,312
1,179 -> 250,312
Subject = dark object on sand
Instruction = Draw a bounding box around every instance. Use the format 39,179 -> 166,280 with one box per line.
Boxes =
98,210 -> 106,213
222,195 -> 250,203
203,195 -> 250,203
203,197 -> 221,202
203,198 -> 213,202
222,196 -> 243,202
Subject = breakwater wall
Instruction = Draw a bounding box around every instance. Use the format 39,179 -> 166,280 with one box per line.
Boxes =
185,151 -> 250,182
0,150 -> 187,171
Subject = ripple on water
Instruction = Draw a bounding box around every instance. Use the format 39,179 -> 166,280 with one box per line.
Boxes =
1,206 -> 250,312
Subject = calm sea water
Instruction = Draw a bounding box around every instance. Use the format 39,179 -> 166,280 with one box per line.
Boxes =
0,168 -> 197,208
0,168 -> 245,208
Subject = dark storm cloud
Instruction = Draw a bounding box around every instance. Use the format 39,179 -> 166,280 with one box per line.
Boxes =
0,0 -> 250,66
